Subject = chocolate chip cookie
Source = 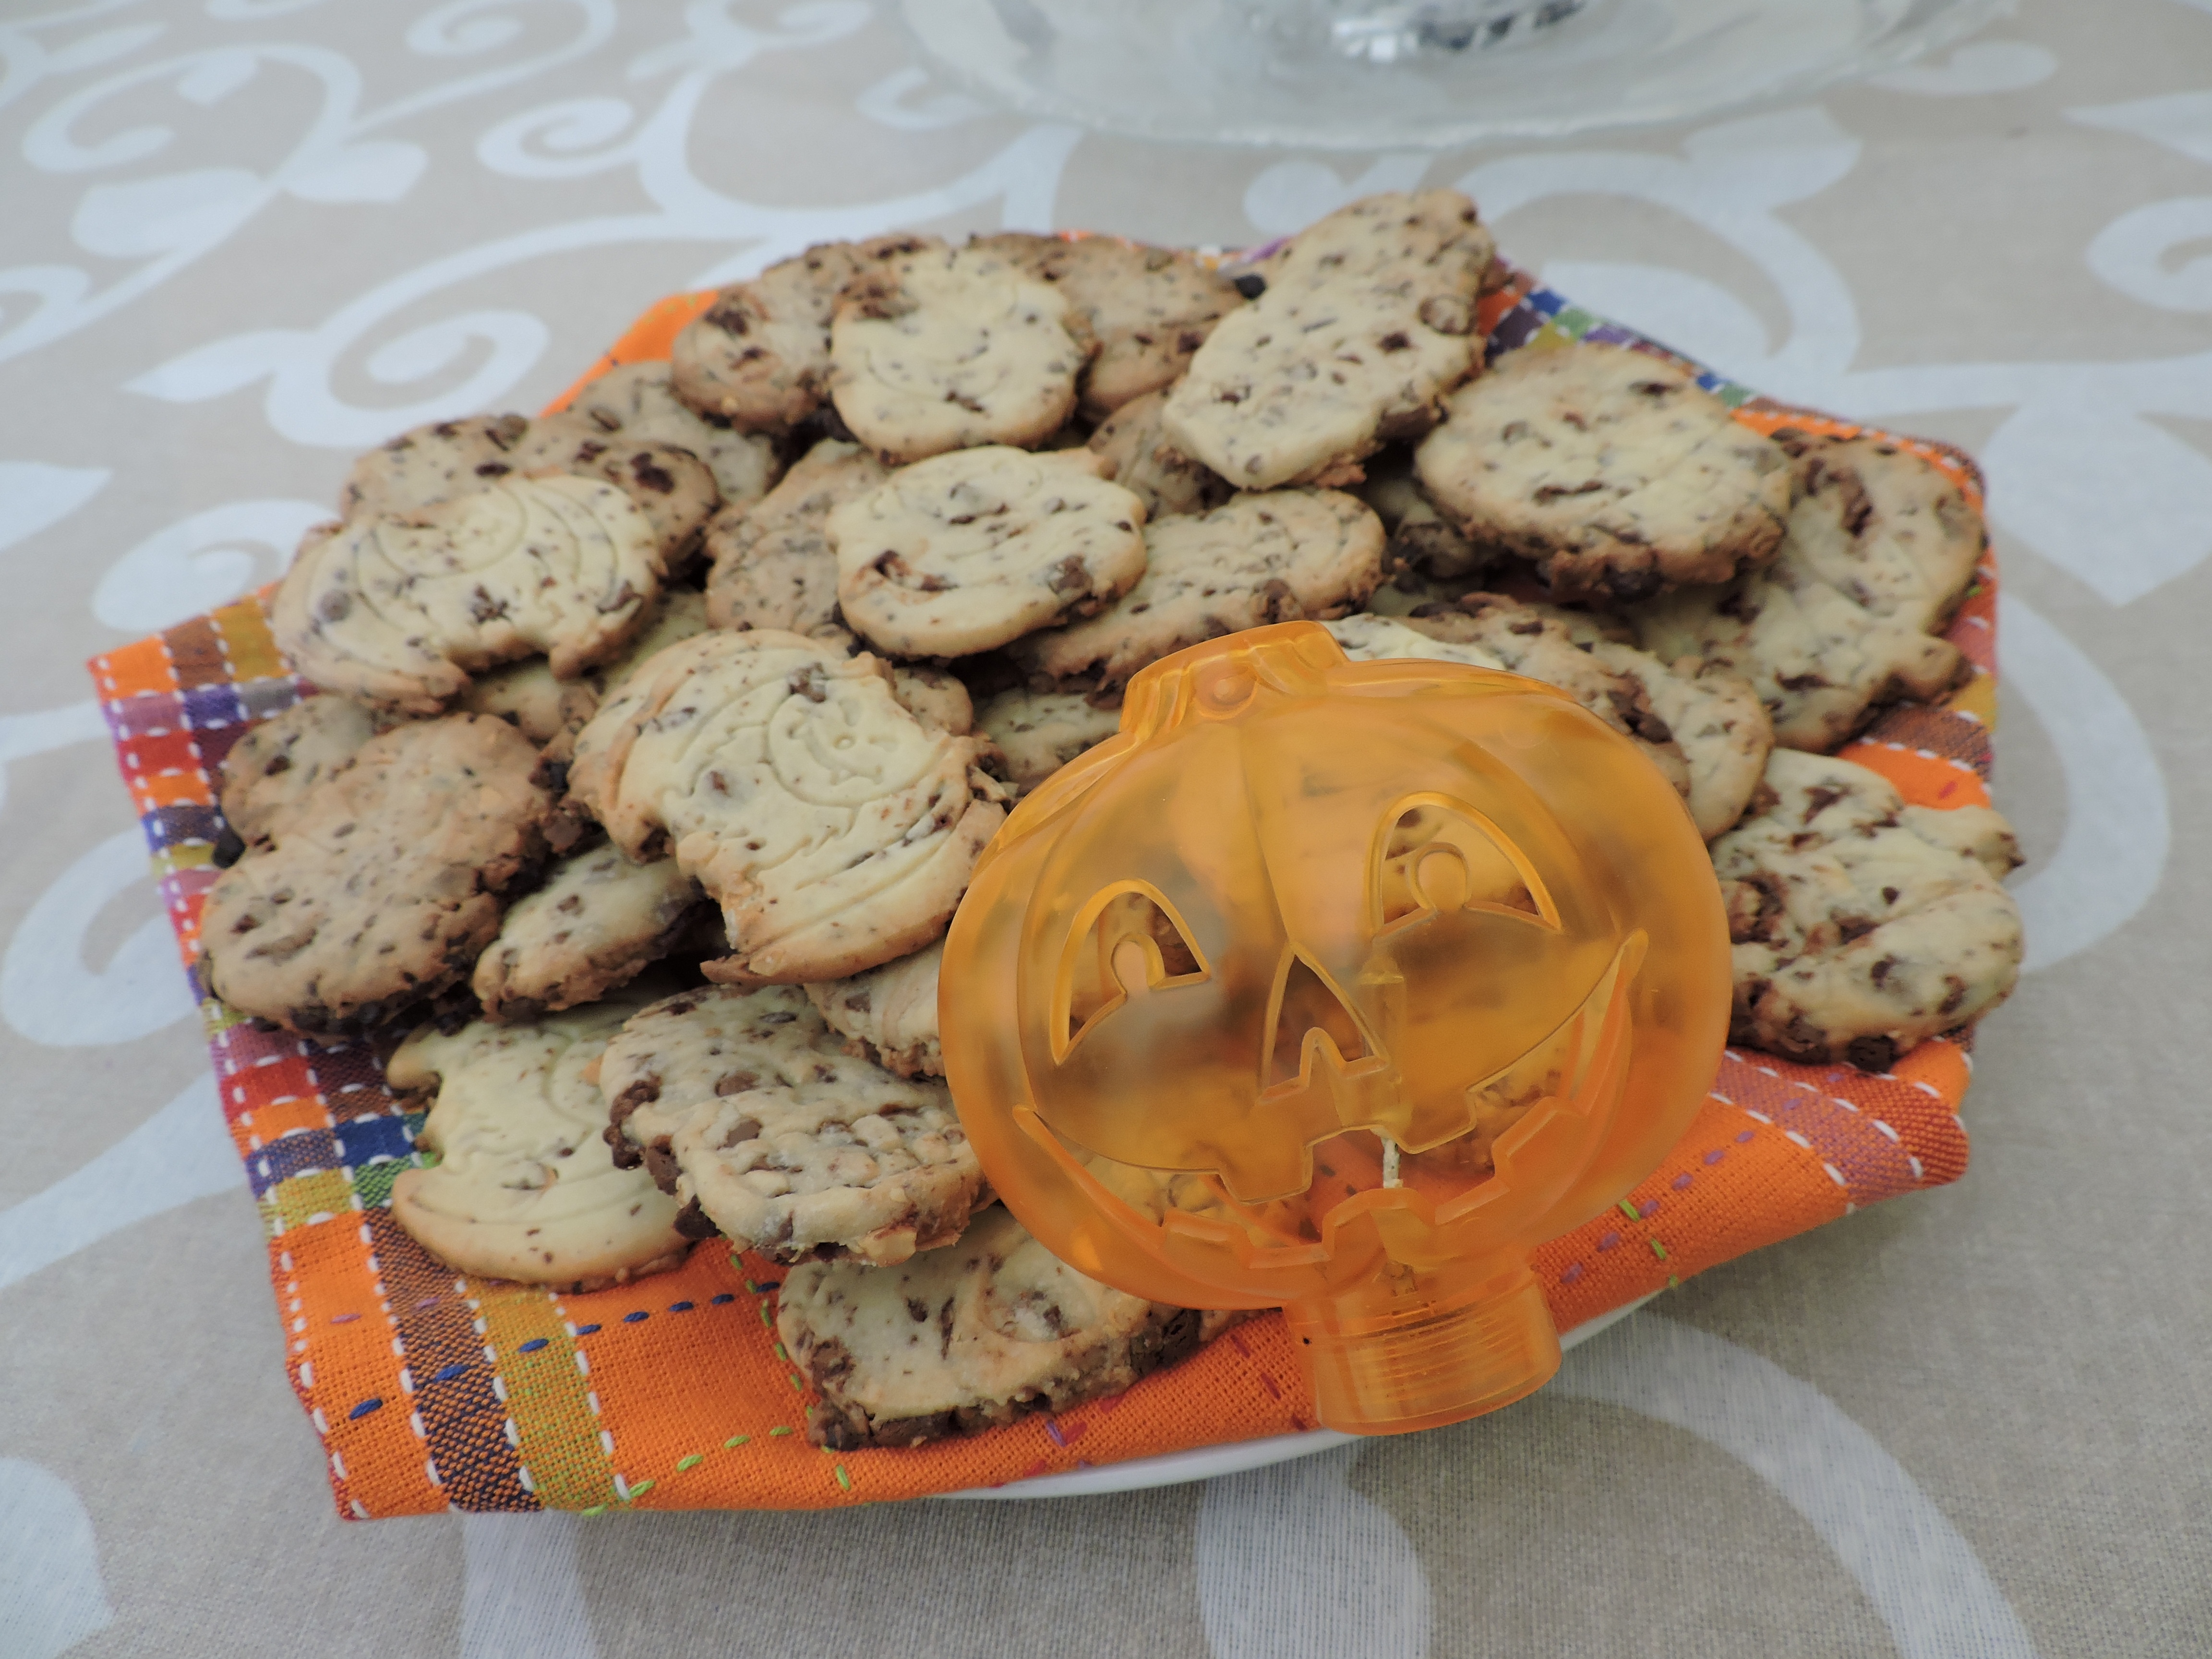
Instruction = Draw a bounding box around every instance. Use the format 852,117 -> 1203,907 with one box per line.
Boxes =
471,840 -> 711,1021
804,939 -> 943,1079
702,437 -> 891,646
216,693 -> 379,848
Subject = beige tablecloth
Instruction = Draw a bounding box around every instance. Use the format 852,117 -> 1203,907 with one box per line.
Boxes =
3,3 -> 2208,1655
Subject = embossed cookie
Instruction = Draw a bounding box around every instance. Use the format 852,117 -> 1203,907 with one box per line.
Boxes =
1009,489 -> 1384,692
461,588 -> 711,746
1631,432 -> 1987,751
1713,748 -> 2023,1071
829,446 -> 1148,659
563,361 -> 781,506
1414,342 -> 1792,604
566,630 -> 1007,984
805,940 -> 943,1079
781,1206 -> 1228,1450
670,234 -> 935,431
702,438 -> 891,645
273,475 -> 667,714
1163,191 -> 1494,490
201,714 -> 552,1034
217,693 -> 379,848
1086,390 -> 1232,520
972,233 -> 1245,416
829,242 -> 1087,463
974,685 -> 1124,793
600,983 -> 987,1264
388,991 -> 689,1290
340,413 -> 719,563
471,840 -> 710,1021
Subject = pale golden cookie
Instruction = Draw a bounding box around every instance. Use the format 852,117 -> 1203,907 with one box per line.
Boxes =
829,243 -> 1087,463
566,630 -> 1006,984
600,983 -> 987,1264
1631,432 -> 1986,751
974,685 -> 1123,793
388,990 -> 689,1291
471,840 -> 709,1021
805,940 -> 943,1079
1414,342 -> 1792,604
781,1206 -> 1234,1449
1163,191 -> 1493,490
1714,748 -> 2023,1070
829,446 -> 1148,659
702,438 -> 890,646
1086,390 -> 1232,520
564,361 -> 781,506
216,694 -> 379,848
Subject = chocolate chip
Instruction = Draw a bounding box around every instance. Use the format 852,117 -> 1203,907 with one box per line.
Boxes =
212,825 -> 246,868
1231,273 -> 1266,300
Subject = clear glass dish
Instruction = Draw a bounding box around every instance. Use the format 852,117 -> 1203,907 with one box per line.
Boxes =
898,0 -> 2006,149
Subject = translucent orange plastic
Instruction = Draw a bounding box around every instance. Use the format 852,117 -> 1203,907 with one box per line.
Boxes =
940,623 -> 1730,1434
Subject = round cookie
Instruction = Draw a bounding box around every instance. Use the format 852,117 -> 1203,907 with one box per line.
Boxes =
1359,445 -> 1492,582
702,438 -> 891,645
974,685 -> 1124,793
1162,190 -> 1494,491
217,693 -> 379,848
471,840 -> 711,1022
565,630 -> 1007,985
829,242 -> 1087,463
1631,431 -> 1987,751
1713,748 -> 2023,1071
888,665 -> 974,734
340,413 -> 719,565
828,446 -> 1148,659
804,939 -> 943,1079
1086,390 -> 1233,520
200,714 -> 552,1034
1414,342 -> 1792,604
562,360 -> 781,506
599,983 -> 988,1265
388,991 -> 690,1291
1007,489 -> 1384,692
781,1206 -> 1235,1450
273,474 -> 667,713
670,234 -> 937,431
970,232 -> 1246,417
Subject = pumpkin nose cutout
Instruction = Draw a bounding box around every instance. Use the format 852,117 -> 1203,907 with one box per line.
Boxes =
1263,953 -> 1373,1094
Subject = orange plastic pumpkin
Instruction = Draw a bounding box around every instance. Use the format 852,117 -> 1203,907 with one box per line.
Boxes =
940,623 -> 1730,1433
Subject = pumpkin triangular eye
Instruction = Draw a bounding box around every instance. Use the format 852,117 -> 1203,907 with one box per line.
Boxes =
1264,952 -> 1371,1093
1374,800 -> 1553,929
1058,885 -> 1209,1056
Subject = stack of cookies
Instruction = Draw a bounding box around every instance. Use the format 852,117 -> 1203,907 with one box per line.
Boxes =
202,192 -> 2024,1451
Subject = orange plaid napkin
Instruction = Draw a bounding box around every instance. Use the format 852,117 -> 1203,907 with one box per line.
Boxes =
88,269 -> 1996,1515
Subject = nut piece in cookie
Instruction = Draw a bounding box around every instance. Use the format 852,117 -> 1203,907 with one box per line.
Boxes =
971,233 -> 1246,417
472,840 -> 710,1021
200,714 -> 552,1034
1414,342 -> 1792,604
274,476 -> 669,713
1009,489 -> 1384,693
1087,389 -> 1232,520
217,693 -> 379,848
702,437 -> 891,645
974,685 -> 1124,793
566,630 -> 1007,984
388,991 -> 689,1290
1631,432 -> 1987,751
805,939 -> 943,1079
671,235 -> 936,431
1713,748 -> 2023,1070
829,446 -> 1149,659
1163,190 -> 1494,491
829,242 -> 1088,463
600,983 -> 987,1264
562,361 -> 782,506
781,1206 -> 1226,1449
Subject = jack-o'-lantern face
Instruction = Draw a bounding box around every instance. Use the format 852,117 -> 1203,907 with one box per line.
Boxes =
941,623 -> 1729,1312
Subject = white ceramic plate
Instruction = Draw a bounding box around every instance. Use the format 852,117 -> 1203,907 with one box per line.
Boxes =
938,1292 -> 1656,1500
